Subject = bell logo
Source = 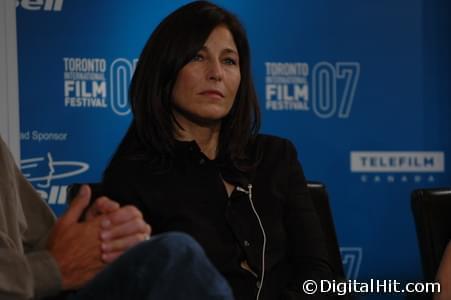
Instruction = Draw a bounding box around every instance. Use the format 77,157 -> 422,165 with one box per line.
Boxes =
17,0 -> 63,11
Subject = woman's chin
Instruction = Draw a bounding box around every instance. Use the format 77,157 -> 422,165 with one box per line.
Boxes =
190,115 -> 225,127
175,110 -> 230,127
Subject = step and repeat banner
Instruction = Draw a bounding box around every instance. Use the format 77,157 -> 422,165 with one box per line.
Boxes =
16,0 -> 450,298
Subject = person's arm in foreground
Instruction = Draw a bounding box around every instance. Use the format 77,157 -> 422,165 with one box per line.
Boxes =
47,185 -> 151,290
0,136 -> 58,299
0,137 -> 150,299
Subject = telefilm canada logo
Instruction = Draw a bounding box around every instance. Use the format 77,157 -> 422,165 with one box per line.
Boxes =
265,61 -> 360,119
16,0 -> 63,11
350,151 -> 445,183
21,152 -> 89,205
63,57 -> 137,116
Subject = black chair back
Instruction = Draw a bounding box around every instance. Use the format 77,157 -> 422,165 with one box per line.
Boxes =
307,181 -> 345,280
412,187 -> 451,281
67,183 -> 103,204
66,183 -> 103,220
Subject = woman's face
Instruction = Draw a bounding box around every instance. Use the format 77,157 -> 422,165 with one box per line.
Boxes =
171,25 -> 241,126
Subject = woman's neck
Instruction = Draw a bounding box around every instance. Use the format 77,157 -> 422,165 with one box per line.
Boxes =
173,113 -> 221,160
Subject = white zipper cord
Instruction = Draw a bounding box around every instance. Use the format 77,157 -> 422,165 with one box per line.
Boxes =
240,184 -> 267,300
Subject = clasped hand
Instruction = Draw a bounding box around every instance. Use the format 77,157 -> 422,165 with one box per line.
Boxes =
46,185 -> 151,290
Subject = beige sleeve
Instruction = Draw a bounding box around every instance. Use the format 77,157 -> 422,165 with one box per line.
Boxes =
0,137 -> 62,299
0,240 -> 61,299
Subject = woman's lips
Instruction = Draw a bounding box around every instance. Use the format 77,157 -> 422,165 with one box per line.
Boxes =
199,90 -> 224,98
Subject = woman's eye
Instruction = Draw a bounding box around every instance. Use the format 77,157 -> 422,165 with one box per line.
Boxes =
191,54 -> 204,62
223,58 -> 237,65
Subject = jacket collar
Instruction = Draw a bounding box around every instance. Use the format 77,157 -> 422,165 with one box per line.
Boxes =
174,139 -> 250,187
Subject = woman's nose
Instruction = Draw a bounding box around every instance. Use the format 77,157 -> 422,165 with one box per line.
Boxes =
207,60 -> 223,81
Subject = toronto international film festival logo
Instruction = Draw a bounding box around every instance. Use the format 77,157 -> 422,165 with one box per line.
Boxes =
63,57 -> 138,116
265,61 -> 360,119
340,247 -> 362,280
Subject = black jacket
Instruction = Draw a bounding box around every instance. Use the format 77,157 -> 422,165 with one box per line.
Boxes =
102,134 -> 333,300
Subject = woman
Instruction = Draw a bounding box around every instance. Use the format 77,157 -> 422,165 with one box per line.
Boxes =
102,1 -> 333,299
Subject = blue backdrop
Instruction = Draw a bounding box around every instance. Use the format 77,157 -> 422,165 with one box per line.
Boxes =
16,0 -> 451,298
